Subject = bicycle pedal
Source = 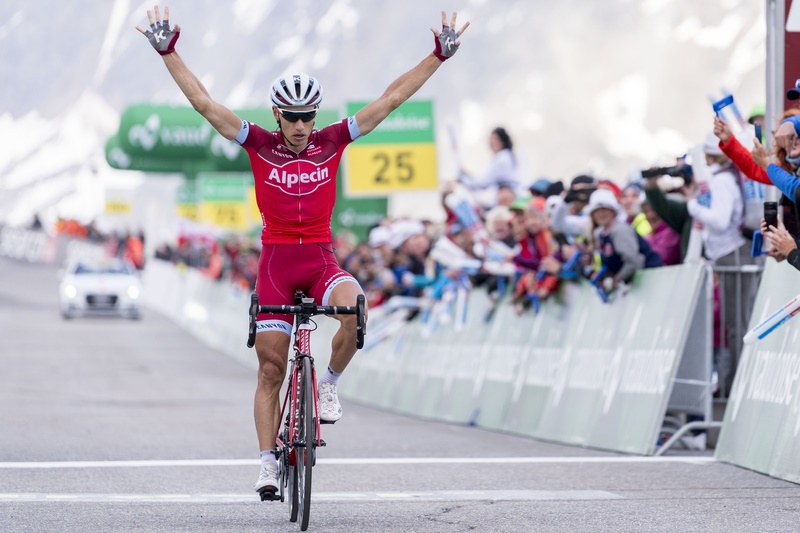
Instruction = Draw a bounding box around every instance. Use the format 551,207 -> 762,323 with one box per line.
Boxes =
318,439 -> 326,447
258,489 -> 280,502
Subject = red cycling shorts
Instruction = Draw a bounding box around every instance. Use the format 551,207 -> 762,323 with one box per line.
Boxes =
255,243 -> 358,336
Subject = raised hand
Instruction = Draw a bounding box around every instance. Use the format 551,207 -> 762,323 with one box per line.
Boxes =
713,116 -> 732,144
431,11 -> 470,61
135,5 -> 181,56
751,137 -> 771,169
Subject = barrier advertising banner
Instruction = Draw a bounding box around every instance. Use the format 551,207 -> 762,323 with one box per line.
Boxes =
338,262 -> 709,455
528,263 -> 707,454
716,260 -> 800,484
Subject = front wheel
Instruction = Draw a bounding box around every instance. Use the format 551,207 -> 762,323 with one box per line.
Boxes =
297,356 -> 316,531
356,294 -> 366,349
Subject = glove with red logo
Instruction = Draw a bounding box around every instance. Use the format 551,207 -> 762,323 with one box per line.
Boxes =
137,5 -> 180,56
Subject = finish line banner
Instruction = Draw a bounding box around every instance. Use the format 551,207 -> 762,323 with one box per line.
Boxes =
339,262 -> 709,455
716,260 -> 800,484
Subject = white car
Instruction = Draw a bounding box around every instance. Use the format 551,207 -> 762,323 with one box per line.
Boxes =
59,258 -> 143,319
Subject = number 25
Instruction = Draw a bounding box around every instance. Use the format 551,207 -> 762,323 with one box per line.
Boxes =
374,151 -> 414,184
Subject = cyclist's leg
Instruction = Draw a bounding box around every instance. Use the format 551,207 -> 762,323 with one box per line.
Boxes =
254,330 -> 291,451
308,243 -> 366,373
325,280 -> 366,372
253,245 -> 296,493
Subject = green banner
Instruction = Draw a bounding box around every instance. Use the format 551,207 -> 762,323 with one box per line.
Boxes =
716,260 -> 800,484
119,104 -> 213,157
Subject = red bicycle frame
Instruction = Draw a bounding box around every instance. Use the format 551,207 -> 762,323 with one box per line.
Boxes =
275,321 -> 322,457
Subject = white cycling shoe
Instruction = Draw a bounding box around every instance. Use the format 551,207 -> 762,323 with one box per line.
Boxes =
254,462 -> 279,494
318,382 -> 343,423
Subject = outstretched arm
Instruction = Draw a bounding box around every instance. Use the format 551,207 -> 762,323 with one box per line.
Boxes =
355,11 -> 469,137
136,5 -> 240,140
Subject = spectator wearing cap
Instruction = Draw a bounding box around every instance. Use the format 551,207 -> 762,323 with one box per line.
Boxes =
691,132 -> 756,389
458,127 -> 522,205
620,183 -> 652,237
687,132 -> 749,264
788,78 -> 800,104
529,178 -> 551,199
588,189 -> 662,287
368,224 -> 396,273
752,115 -> 800,215
389,220 -> 433,297
545,180 -> 565,198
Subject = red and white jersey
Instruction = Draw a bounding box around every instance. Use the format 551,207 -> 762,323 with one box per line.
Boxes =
236,118 -> 360,244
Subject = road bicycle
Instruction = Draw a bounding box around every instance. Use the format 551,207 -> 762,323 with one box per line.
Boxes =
247,290 -> 365,531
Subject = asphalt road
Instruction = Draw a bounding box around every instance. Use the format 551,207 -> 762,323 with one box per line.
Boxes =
1,256 -> 799,533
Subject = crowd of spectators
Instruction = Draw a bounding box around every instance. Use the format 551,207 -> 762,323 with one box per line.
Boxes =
53,218 -> 146,270
143,104 -> 800,394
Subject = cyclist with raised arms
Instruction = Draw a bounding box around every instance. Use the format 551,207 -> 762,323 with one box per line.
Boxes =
136,5 -> 469,498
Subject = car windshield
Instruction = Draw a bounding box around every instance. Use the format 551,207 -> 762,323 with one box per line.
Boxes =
73,261 -> 135,275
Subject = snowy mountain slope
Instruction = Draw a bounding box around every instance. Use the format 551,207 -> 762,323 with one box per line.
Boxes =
0,0 -> 766,225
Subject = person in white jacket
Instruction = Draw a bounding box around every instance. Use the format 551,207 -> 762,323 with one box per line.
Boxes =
687,131 -> 756,394
458,127 -> 521,205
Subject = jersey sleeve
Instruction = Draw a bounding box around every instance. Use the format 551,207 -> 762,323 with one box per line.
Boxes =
235,120 -> 273,150
318,117 -> 361,149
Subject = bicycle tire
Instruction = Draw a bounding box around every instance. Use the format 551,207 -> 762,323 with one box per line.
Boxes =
288,455 -> 299,522
297,356 -> 315,531
356,294 -> 366,349
287,376 -> 299,522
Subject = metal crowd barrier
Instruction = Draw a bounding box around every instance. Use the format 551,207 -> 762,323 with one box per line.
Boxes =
713,263 -> 764,398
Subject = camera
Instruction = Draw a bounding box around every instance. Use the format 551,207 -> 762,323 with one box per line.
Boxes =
564,186 -> 596,204
640,164 -> 693,184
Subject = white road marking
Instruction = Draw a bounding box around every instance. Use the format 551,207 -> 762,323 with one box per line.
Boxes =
0,490 -> 623,503
0,456 -> 715,469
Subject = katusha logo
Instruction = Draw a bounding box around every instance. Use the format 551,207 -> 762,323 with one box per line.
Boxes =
265,161 -> 332,195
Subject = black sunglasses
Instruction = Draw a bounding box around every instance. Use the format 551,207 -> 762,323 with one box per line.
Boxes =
277,108 -> 317,123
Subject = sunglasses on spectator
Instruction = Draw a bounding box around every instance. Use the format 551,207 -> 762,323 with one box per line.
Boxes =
277,108 -> 317,123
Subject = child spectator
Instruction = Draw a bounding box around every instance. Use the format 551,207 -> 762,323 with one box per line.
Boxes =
587,189 -> 663,289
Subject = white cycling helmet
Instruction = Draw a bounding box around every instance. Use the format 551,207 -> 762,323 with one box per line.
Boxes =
270,73 -> 323,107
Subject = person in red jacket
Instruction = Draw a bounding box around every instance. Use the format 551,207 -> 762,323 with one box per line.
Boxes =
509,201 -> 558,313
713,112 -> 800,241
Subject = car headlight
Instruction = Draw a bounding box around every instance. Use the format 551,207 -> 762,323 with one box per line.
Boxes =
64,285 -> 78,299
127,285 -> 141,299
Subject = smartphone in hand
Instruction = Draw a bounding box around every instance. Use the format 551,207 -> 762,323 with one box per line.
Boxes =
764,201 -> 779,230
754,122 -> 763,143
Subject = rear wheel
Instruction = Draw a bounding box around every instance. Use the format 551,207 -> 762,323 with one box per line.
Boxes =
297,356 -> 315,531
288,456 -> 299,521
